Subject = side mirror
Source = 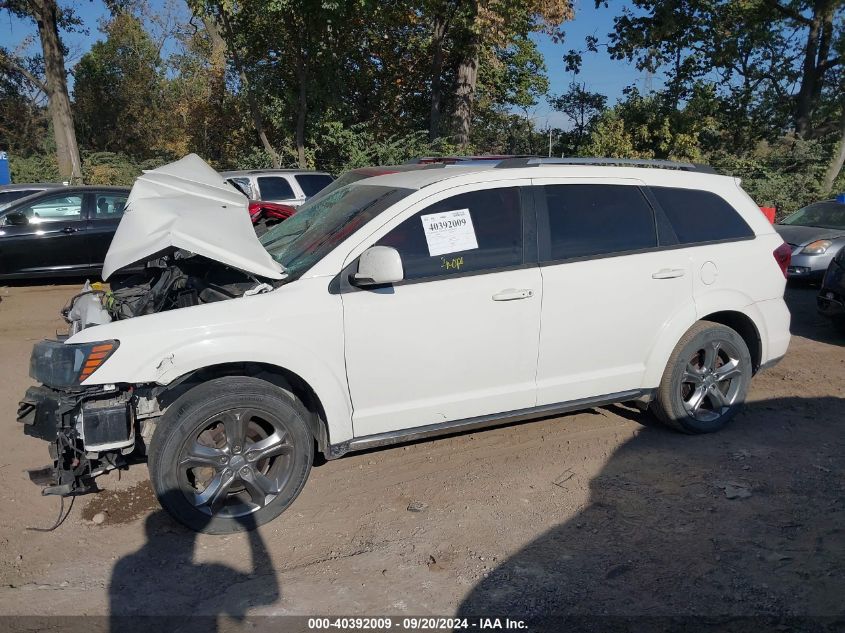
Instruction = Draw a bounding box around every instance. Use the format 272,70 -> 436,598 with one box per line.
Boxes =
351,246 -> 404,286
5,211 -> 29,226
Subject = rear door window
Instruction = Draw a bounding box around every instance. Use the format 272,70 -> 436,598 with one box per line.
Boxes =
649,186 -> 753,243
539,184 -> 657,261
93,193 -> 128,218
257,176 -> 295,201
376,187 -> 524,281
295,174 -> 334,197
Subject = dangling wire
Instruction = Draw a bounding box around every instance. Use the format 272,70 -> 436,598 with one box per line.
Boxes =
26,495 -> 75,532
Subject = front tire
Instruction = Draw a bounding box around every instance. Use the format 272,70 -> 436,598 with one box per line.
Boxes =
652,321 -> 752,434
148,376 -> 314,533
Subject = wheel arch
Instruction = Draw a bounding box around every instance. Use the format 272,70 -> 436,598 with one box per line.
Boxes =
700,310 -> 762,373
157,362 -> 334,455
642,302 -> 765,389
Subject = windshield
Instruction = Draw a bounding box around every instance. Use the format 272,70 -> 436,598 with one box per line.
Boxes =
779,202 -> 845,230
260,184 -> 412,278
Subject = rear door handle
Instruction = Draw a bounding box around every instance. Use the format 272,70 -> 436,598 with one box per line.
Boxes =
62,227 -> 80,234
493,288 -> 534,301
652,268 -> 685,279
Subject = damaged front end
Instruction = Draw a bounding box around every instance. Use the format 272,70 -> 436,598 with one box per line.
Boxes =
17,153 -> 286,498
17,256 -> 270,497
17,340 -> 138,496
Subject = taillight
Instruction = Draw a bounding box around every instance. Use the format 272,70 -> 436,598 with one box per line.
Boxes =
773,242 -> 791,278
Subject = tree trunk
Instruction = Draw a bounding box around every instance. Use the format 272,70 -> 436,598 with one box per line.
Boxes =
794,1 -> 836,138
295,53 -> 308,169
822,106 -> 845,195
30,0 -> 82,183
454,42 -> 479,148
200,15 -> 229,160
429,12 -> 447,141
217,7 -> 280,168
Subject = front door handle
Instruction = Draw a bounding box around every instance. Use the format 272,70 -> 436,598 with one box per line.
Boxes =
493,288 -> 534,301
62,227 -> 79,234
652,268 -> 685,279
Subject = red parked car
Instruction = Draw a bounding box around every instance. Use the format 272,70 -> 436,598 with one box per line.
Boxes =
248,200 -> 296,235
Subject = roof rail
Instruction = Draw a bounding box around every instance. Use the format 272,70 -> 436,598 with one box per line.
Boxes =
494,157 -> 717,174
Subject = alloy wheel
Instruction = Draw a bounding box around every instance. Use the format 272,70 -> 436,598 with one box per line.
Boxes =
176,408 -> 295,518
680,339 -> 744,422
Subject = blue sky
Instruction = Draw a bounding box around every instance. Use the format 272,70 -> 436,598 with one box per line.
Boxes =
2,0 -> 652,129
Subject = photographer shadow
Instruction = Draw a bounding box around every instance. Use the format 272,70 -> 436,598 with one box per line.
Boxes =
109,490 -> 280,633
457,396 -> 845,632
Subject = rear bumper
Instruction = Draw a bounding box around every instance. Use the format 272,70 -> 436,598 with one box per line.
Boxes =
754,298 -> 791,367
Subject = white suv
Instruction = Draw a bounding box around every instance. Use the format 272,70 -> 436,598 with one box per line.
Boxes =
18,155 -> 791,533
220,169 -> 334,205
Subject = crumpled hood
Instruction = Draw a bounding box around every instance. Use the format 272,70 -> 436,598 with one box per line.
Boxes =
774,223 -> 845,247
102,154 -> 286,280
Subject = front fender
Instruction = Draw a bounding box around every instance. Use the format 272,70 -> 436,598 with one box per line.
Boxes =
155,335 -> 354,444
66,279 -> 354,443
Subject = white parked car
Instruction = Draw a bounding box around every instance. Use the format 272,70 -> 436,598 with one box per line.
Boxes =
220,168 -> 334,206
18,155 -> 791,533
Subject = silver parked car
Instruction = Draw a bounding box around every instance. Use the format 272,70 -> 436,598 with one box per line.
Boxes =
219,169 -> 333,207
775,195 -> 845,281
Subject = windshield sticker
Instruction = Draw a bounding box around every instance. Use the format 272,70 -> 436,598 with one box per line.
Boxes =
420,208 -> 478,256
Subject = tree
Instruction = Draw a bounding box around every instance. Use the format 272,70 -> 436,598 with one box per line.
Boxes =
0,48 -> 48,156
188,2 -> 281,167
550,82 -> 607,154
589,0 -> 845,140
73,12 -> 170,158
446,0 -> 574,147
1,0 -> 82,182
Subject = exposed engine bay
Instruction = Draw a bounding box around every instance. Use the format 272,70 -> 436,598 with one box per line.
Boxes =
63,252 -> 273,334
18,252 -> 277,496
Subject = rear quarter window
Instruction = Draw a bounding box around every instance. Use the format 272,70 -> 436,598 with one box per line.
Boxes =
650,187 -> 753,244
295,174 -> 334,197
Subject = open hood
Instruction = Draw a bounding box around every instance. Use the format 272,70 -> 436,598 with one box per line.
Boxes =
102,154 -> 286,280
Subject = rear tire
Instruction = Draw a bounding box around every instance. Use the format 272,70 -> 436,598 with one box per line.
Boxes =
652,321 -> 752,434
148,376 -> 313,534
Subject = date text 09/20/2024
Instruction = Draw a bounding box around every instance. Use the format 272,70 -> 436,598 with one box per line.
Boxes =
307,617 -> 528,630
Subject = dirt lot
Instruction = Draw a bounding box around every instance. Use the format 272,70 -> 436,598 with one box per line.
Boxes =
0,281 -> 843,630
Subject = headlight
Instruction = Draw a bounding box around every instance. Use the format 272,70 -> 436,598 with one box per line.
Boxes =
30,340 -> 119,387
801,239 -> 833,255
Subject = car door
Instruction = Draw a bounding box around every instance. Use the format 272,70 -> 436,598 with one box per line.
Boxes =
0,191 -> 88,276
256,176 -> 301,206
342,182 -> 542,437
533,179 -> 694,405
86,190 -> 129,270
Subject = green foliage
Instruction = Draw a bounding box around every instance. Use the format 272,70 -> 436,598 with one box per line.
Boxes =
9,153 -> 61,183
73,12 -> 174,159
710,138 -> 830,217
314,123 -> 460,174
81,151 -> 146,185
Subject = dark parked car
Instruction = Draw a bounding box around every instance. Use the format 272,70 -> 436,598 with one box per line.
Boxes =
817,246 -> 845,333
0,186 -> 130,279
0,183 -> 64,209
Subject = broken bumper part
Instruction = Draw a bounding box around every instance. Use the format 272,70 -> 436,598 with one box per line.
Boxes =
18,385 -> 135,496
